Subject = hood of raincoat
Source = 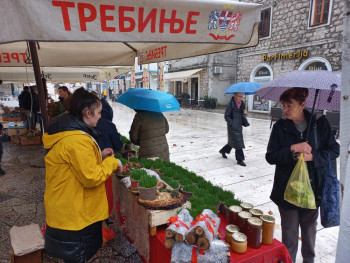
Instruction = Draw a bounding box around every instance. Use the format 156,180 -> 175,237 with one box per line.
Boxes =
46,112 -> 100,144
101,98 -> 113,121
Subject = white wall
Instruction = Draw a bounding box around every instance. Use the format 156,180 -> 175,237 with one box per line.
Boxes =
336,2 -> 350,262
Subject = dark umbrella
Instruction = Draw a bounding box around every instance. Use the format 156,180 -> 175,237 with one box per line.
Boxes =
256,70 -> 341,140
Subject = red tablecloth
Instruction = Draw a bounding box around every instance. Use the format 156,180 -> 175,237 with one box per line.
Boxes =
150,213 -> 292,263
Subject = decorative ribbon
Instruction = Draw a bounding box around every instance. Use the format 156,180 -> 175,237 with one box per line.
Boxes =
191,246 -> 205,263
167,216 -> 190,230
131,182 -> 138,187
191,214 -> 216,238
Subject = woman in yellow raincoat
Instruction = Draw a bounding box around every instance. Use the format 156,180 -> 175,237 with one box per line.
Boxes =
42,88 -> 121,262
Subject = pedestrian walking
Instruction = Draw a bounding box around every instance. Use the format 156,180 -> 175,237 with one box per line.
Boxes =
219,92 -> 249,166
42,88 -> 122,263
265,87 -> 339,263
18,86 -> 39,130
58,86 -> 72,111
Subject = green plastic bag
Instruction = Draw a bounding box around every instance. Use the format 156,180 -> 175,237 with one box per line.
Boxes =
284,153 -> 316,209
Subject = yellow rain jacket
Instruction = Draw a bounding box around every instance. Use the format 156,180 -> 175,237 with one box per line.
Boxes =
43,130 -> 118,231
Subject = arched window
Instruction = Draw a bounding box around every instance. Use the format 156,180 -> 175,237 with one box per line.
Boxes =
298,57 -> 332,71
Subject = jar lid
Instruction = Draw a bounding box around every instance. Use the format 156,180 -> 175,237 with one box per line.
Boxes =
240,202 -> 253,210
226,224 -> 240,233
232,232 -> 247,242
249,208 -> 264,216
238,211 -> 252,219
229,205 -> 242,213
260,215 -> 275,223
248,217 -> 263,226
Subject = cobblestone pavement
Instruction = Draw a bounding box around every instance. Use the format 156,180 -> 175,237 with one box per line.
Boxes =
0,143 -> 143,263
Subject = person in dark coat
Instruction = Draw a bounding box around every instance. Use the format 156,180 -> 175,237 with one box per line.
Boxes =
129,110 -> 170,161
266,87 -> 339,263
97,98 -> 123,153
18,86 -> 39,130
219,92 -> 248,166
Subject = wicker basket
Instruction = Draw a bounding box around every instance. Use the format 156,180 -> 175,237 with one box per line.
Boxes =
139,186 -> 157,201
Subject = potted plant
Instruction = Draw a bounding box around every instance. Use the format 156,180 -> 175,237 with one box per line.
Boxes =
138,174 -> 158,201
130,169 -> 147,191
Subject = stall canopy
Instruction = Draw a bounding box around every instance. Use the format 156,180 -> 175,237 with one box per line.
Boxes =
0,0 -> 261,66
0,66 -> 132,82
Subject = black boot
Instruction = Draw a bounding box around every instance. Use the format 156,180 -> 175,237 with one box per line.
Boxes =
219,149 -> 227,159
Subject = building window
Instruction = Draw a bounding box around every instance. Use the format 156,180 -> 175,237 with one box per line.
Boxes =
259,8 -> 271,39
309,0 -> 331,27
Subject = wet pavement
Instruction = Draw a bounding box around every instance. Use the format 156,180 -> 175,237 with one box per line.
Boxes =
0,101 -> 339,263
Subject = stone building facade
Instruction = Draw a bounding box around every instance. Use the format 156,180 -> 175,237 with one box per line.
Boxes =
167,51 -> 238,106
238,0 -> 344,113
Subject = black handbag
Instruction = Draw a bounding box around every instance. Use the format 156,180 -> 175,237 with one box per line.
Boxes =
242,115 -> 250,127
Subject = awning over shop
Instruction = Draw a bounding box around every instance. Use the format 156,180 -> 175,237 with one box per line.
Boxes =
165,68 -> 203,82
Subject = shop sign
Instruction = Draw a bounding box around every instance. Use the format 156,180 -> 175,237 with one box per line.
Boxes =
255,67 -> 270,77
305,62 -> 327,71
263,49 -> 309,62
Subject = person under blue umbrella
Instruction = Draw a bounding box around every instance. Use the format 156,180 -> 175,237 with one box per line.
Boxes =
219,92 -> 249,166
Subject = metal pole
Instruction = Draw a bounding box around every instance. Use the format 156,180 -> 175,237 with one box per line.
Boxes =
28,41 -> 48,132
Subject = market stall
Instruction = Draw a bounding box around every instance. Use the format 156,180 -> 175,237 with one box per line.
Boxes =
111,155 -> 292,263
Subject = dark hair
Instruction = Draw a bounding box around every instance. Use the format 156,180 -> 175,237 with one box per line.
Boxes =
280,87 -> 309,105
23,86 -> 29,91
58,86 -> 71,95
68,88 -> 101,121
0,123 -> 3,130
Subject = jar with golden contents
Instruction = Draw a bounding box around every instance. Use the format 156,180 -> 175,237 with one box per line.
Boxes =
237,211 -> 252,235
260,215 -> 275,245
228,205 -> 242,225
247,217 -> 263,249
225,224 -> 240,244
249,208 -> 263,218
240,202 -> 254,212
231,232 -> 247,254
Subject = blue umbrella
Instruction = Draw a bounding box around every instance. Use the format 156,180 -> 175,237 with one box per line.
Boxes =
116,88 -> 180,113
225,82 -> 261,95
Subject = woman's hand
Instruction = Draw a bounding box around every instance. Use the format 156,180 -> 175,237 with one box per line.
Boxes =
115,159 -> 123,173
302,153 -> 314,161
102,148 -> 114,160
243,109 -> 247,115
291,142 -> 312,154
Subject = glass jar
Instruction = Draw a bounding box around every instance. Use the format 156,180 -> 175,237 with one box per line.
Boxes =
231,232 -> 247,254
225,224 -> 240,244
238,211 -> 252,235
228,205 -> 242,225
247,217 -> 263,249
240,202 -> 254,212
249,208 -> 264,218
260,215 -> 275,245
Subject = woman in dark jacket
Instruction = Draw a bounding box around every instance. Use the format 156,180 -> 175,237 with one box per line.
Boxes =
219,92 -> 248,166
266,88 -> 339,263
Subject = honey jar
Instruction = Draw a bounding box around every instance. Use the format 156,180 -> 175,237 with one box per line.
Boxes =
237,211 -> 252,235
225,224 -> 240,244
240,202 -> 254,212
249,208 -> 264,218
228,205 -> 242,225
231,232 -> 247,254
260,215 -> 275,245
247,217 -> 263,249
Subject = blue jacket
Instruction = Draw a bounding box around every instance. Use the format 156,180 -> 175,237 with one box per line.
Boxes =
97,99 -> 123,152
266,110 -> 339,209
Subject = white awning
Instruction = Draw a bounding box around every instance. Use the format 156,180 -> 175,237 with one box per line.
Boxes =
165,68 -> 203,82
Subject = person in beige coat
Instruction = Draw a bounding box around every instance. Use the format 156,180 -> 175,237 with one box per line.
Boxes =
129,110 -> 170,161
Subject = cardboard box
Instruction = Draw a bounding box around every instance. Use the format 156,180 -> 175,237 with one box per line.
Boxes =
9,121 -> 25,129
10,135 -> 21,144
21,136 -> 42,146
8,128 -> 27,136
